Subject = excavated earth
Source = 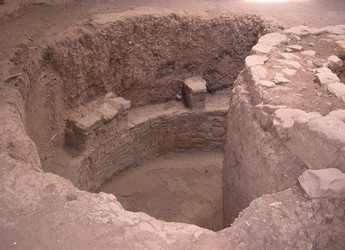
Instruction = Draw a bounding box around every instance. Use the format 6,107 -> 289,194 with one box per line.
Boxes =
1,2 -> 345,250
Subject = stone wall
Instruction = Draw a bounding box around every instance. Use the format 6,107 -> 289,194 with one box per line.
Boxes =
1,19 -> 345,249
44,94 -> 229,191
20,13 -> 267,161
223,25 -> 345,227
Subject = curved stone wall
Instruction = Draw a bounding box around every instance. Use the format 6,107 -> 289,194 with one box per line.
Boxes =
223,24 -> 345,242
43,93 -> 229,191
1,10 -> 345,249
19,13 -> 267,160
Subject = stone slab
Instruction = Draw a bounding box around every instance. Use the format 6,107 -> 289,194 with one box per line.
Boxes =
299,168 -> 345,199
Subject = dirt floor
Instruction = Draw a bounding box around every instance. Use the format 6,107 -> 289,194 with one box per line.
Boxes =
100,151 -> 224,231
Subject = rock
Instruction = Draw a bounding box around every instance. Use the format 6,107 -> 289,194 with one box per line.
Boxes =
301,50 -> 316,57
285,48 -> 293,53
278,59 -> 302,69
258,33 -> 290,47
315,68 -> 340,87
287,45 -> 303,52
308,42 -> 315,47
327,82 -> 345,98
96,102 -> 119,121
313,59 -> 324,68
273,108 -> 306,139
211,126 -> 226,137
254,104 -> 287,126
284,25 -> 325,36
251,43 -> 273,55
282,68 -> 297,76
322,26 -> 345,35
183,76 -> 207,109
75,112 -> 102,131
250,65 -> 267,80
298,168 -> 345,199
327,55 -> 343,71
259,80 -> 276,88
109,97 -> 131,110
245,55 -> 268,68
279,53 -> 300,60
274,74 -> 291,84
307,112 -> 345,145
316,92 -> 323,97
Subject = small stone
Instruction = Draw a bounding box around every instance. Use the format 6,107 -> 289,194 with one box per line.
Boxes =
308,42 -> 315,47
279,52 -> 301,60
316,92 -> 323,97
259,80 -> 276,88
245,55 -> 269,67
327,55 -> 343,71
298,168 -> 345,199
273,108 -> 306,139
287,45 -> 303,52
284,25 -> 324,36
274,75 -> 291,85
176,94 -> 182,100
258,33 -> 290,47
278,59 -> 302,69
251,43 -> 273,55
313,59 -> 324,68
282,68 -> 297,76
315,68 -> 340,87
250,65 -> 267,80
302,86 -> 308,90
302,50 -> 316,57
211,126 -> 226,137
327,82 -> 345,98
285,48 -> 293,53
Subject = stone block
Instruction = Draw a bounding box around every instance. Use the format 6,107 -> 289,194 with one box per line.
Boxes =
298,168 -> 345,199
287,45 -> 303,52
258,33 -> 289,47
245,55 -> 268,68
315,68 -> 340,87
96,102 -> 119,121
301,50 -> 316,57
328,82 -> 345,98
251,43 -> 273,55
183,76 -> 207,109
273,108 -> 306,139
278,59 -> 302,69
110,97 -> 131,111
327,55 -> 343,71
274,74 -> 291,85
74,111 -> 102,131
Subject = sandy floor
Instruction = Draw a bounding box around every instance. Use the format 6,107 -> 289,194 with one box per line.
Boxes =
100,151 -> 224,231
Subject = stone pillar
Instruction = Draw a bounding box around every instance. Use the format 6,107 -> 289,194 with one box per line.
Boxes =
183,76 -> 207,109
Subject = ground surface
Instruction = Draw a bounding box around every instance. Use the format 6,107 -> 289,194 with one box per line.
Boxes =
100,151 -> 223,231
1,0 -> 345,63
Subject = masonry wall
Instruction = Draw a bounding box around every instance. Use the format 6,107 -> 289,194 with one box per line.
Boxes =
44,104 -> 228,191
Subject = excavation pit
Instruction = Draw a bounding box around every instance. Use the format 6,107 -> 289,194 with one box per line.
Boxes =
3,10 -> 345,248
17,13 -> 268,231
